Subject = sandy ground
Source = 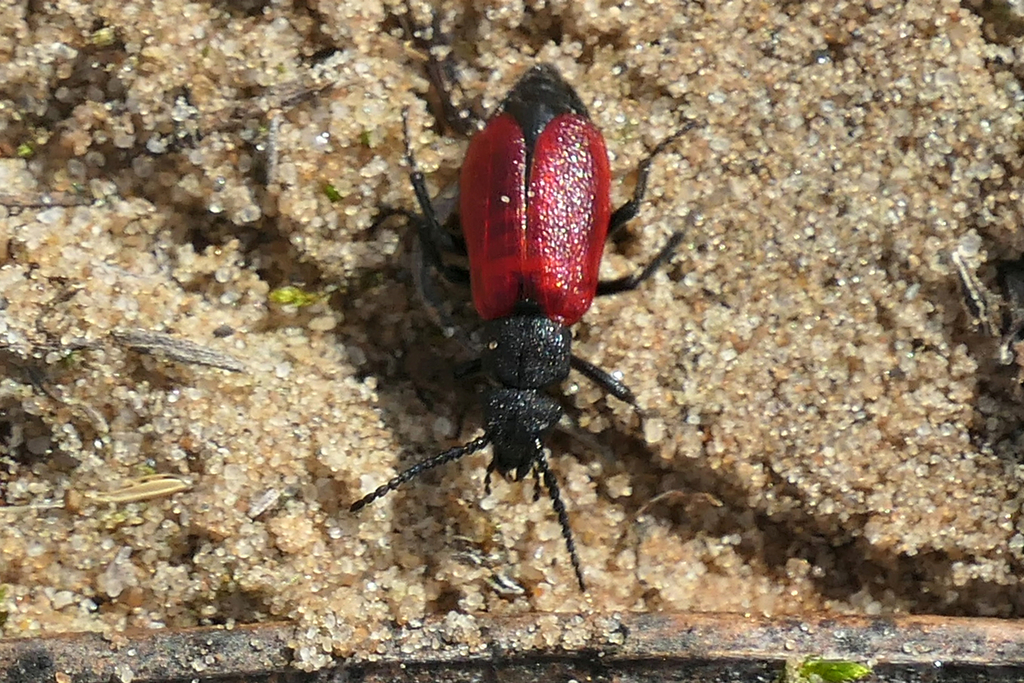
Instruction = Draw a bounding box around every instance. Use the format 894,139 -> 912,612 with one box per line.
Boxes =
2,0 -> 1024,669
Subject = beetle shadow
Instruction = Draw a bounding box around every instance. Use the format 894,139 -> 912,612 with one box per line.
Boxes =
575,405 -> 1024,616
587,248 -> 1024,616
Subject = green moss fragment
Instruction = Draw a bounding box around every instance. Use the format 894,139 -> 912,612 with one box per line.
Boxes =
16,142 -> 33,159
136,462 -> 158,477
58,349 -> 83,368
322,182 -> 342,203
779,657 -> 872,682
799,658 -> 872,682
91,26 -> 117,47
269,285 -> 326,308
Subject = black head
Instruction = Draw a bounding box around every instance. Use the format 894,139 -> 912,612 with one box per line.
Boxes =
483,387 -> 561,478
481,309 -> 572,390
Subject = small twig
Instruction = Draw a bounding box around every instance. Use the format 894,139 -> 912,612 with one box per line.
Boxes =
951,248 -> 999,338
0,474 -> 192,513
0,192 -> 92,208
636,489 -> 723,521
111,328 -> 246,373
85,473 -> 192,504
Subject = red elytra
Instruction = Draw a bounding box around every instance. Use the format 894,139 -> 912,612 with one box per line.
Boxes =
460,111 -> 611,325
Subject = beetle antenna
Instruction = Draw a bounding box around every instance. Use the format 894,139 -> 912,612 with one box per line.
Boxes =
398,0 -> 479,135
535,455 -> 586,592
350,435 -> 491,512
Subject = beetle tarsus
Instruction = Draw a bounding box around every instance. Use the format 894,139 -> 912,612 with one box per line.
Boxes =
608,119 -> 699,236
402,109 -> 447,269
596,231 -> 686,297
398,0 -> 480,135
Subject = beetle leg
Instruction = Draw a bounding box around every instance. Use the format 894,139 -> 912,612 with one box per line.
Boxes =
411,235 -> 457,338
607,120 -> 698,237
535,456 -> 586,591
373,205 -> 467,275
447,230 -> 468,257
570,355 -> 636,404
453,357 -> 483,379
369,205 -> 416,233
484,459 -> 496,496
553,410 -> 617,463
570,355 -> 649,423
531,465 -> 542,502
350,434 -> 491,512
416,234 -> 470,286
399,0 -> 480,135
403,109 -> 471,287
596,231 -> 685,297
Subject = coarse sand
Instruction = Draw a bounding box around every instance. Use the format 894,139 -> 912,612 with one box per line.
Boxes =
2,0 -> 1024,669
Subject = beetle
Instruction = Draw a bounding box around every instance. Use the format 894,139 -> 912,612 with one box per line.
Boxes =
351,64 -> 691,592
